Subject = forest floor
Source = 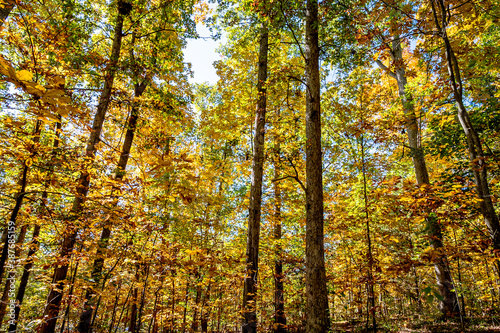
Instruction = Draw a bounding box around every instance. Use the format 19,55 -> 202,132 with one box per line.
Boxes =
331,320 -> 500,332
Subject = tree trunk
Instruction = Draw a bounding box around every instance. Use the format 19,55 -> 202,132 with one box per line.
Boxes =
59,260 -> 80,333
40,3 -> 129,332
430,0 -> 500,277
360,134 -> 376,332
376,33 -> 460,318
137,264 -> 150,333
304,0 -> 330,332
200,282 -> 211,333
273,145 -> 286,333
191,274 -> 201,332
181,280 -> 189,333
129,265 -> 140,333
77,79 -> 148,333
241,23 -> 268,333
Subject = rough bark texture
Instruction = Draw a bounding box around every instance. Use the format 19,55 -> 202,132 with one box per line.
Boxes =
0,0 -> 15,27
77,81 -> 147,333
305,1 -> 330,331
377,35 -> 460,317
40,4 -> 128,332
241,23 -> 268,333
430,0 -> 500,272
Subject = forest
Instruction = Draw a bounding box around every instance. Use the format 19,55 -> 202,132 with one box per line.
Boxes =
0,0 -> 499,332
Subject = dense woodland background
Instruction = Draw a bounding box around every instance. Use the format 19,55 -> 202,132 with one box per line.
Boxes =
0,0 -> 500,332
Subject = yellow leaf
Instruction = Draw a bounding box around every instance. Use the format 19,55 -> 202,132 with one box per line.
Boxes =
16,70 -> 33,81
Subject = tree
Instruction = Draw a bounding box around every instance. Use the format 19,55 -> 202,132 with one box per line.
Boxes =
242,21 -> 269,333
40,2 -> 131,331
376,34 -> 460,318
304,0 -> 330,331
429,0 -> 500,275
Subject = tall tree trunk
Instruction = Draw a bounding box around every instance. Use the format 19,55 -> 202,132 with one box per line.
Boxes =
0,0 -> 15,27
200,281 -> 211,333
241,23 -> 268,333
181,280 -> 189,333
304,0 -> 330,331
360,134 -> 376,331
191,274 -> 201,332
272,145 -> 286,333
376,34 -> 460,318
77,79 -> 148,333
40,3 -> 130,332
430,0 -> 500,277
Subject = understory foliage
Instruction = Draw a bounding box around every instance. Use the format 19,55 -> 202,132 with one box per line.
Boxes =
0,0 -> 499,332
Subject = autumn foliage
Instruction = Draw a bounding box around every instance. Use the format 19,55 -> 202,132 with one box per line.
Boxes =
0,0 -> 499,332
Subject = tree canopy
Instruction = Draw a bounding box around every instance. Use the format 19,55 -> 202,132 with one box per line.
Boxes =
0,0 -> 500,332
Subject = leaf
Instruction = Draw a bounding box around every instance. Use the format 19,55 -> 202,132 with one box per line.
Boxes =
44,89 -> 65,98
0,57 -> 16,78
16,70 -> 33,81
24,81 -> 46,96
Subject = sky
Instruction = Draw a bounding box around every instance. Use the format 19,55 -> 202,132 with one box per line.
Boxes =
184,23 -> 222,85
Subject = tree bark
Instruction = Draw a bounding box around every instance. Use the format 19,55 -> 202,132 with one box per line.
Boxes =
241,23 -> 268,333
376,34 -> 460,317
430,0 -> 500,276
304,1 -> 330,331
40,3 -> 129,332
